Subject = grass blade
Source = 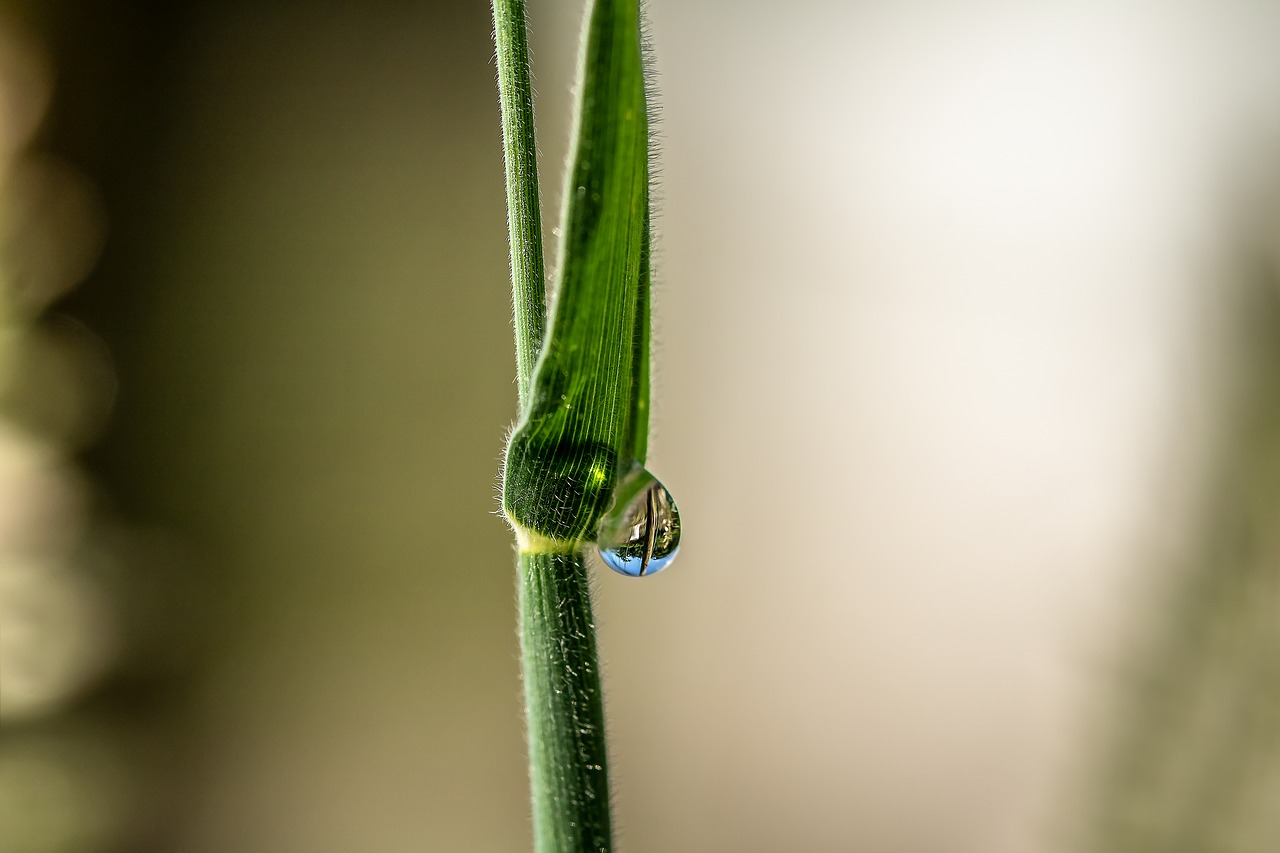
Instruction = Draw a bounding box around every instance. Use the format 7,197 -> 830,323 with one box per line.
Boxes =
493,0 -> 654,849
503,0 -> 650,547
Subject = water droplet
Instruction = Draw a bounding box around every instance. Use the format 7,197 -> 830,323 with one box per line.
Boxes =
596,465 -> 681,577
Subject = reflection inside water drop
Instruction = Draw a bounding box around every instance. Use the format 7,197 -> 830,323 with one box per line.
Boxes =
595,465 -> 681,577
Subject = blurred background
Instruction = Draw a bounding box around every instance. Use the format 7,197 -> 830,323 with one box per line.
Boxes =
1,0 -> 1278,850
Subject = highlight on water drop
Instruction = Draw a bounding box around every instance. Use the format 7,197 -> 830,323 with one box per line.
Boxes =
595,465 -> 681,577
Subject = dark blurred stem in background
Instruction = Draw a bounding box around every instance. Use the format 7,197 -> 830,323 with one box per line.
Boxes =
5,2 -> 209,851
1089,251 -> 1280,851
8,1 -> 508,851
22,0 -> 193,510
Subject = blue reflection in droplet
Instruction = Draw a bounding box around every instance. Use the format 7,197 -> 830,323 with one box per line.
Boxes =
595,465 -> 681,577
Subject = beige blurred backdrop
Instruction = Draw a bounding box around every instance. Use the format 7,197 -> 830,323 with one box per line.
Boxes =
2,0 -> 1279,851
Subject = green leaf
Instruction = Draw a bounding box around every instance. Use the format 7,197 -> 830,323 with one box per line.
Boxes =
502,0 -> 651,548
492,0 -> 654,850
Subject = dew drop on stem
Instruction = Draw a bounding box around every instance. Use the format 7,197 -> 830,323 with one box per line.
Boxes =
596,465 -> 681,577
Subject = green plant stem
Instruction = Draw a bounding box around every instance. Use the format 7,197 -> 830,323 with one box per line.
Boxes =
492,0 -> 547,407
494,0 -> 651,848
519,549 -> 612,852
1089,272 -> 1280,851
